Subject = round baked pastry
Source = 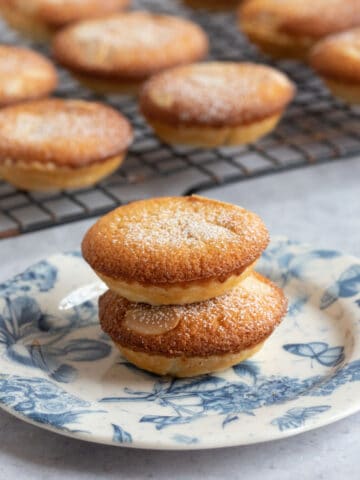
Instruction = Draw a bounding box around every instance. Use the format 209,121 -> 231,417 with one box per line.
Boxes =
0,0 -> 129,42
82,196 -> 269,305
0,99 -> 133,191
99,272 -> 287,377
239,0 -> 360,60
0,45 -> 57,107
52,11 -> 209,94
140,62 -> 295,147
310,28 -> 360,104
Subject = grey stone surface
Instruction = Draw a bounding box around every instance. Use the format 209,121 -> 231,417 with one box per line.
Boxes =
1,157 -> 360,479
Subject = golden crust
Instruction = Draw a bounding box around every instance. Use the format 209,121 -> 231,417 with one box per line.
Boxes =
0,5 -> 54,42
82,195 -> 269,285
73,73 -> 142,95
239,18 -> 313,60
140,62 -> 295,128
147,114 -> 281,147
99,272 -> 287,357
0,46 -> 57,107
310,28 -> 360,84
239,0 -> 360,40
52,12 -> 209,81
183,0 -> 240,11
0,154 -> 124,191
0,99 -> 133,168
0,0 -> 130,28
323,79 -> 360,105
118,343 -> 264,377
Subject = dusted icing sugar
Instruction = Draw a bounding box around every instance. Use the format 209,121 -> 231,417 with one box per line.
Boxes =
73,13 -> 187,51
0,99 -> 132,165
122,274 -> 276,336
146,62 -> 294,125
9,110 -> 114,142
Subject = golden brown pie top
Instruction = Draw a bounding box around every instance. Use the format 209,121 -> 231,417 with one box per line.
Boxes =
82,195 -> 269,285
99,272 -> 287,356
140,62 -> 295,127
0,98 -> 133,167
53,11 -> 209,80
310,28 -> 360,83
239,0 -> 360,39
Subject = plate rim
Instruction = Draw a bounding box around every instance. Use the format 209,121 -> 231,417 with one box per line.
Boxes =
1,398 -> 360,450
1,236 -> 360,450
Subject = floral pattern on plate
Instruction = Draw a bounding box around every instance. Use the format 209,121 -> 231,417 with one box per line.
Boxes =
0,237 -> 360,449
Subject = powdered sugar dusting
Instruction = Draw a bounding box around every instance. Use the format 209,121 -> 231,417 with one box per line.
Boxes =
147,62 -> 293,125
86,197 -> 269,284
0,101 -> 122,142
74,13 -> 184,51
102,197 -> 265,257
0,99 -> 131,165
123,274 -> 279,336
108,207 -> 240,251
8,110 -> 112,142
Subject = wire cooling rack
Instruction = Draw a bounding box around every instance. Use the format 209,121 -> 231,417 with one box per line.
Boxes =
0,0 -> 360,238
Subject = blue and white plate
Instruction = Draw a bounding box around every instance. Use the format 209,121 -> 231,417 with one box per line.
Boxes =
1,237 -> 360,449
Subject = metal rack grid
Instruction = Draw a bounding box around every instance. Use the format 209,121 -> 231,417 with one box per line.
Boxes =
1,0 -> 360,238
